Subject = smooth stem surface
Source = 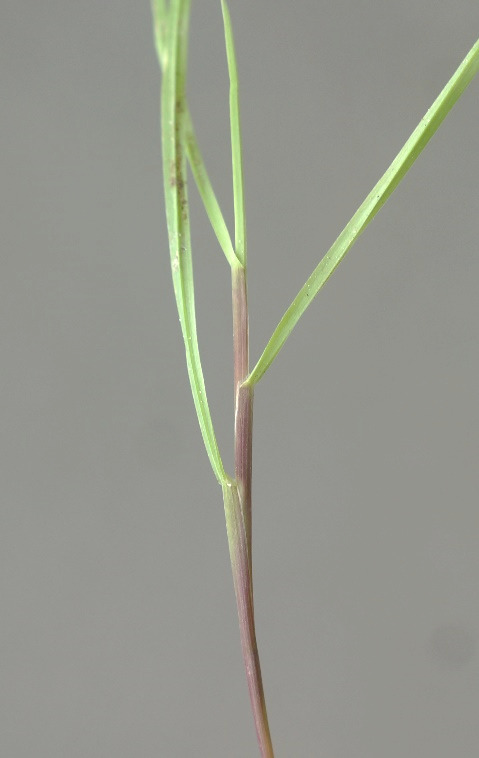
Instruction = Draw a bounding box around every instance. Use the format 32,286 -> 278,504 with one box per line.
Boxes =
231,265 -> 273,755
232,265 -> 252,562
223,481 -> 274,758
225,0 -> 271,745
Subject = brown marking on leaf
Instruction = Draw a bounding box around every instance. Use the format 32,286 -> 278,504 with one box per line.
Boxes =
169,159 -> 176,187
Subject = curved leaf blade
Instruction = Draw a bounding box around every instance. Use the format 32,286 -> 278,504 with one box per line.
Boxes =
161,0 -> 227,484
152,1 -> 237,270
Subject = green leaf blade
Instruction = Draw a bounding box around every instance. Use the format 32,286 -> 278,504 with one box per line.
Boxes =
221,0 -> 246,268
151,0 -> 169,69
152,2 -> 237,271
184,110 -> 239,268
161,0 -> 227,484
248,38 -> 479,387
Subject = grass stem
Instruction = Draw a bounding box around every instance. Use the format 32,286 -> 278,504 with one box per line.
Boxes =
231,265 -> 273,754
223,481 -> 274,757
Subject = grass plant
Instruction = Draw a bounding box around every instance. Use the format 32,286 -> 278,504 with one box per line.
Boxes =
151,3 -> 478,754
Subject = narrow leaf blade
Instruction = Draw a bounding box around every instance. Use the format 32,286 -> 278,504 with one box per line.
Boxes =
161,0 -> 227,483
221,0 -> 246,267
151,0 -> 169,69
184,110 -> 239,267
152,2 -> 236,270
248,38 -> 479,386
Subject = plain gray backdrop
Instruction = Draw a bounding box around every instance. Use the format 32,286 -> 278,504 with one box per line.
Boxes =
2,1 -> 478,756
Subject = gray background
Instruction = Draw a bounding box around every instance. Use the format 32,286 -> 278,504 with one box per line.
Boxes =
2,1 -> 478,756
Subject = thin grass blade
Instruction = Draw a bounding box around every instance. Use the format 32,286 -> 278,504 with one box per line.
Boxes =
221,0 -> 246,268
152,2 -> 236,269
184,110 -> 240,267
151,0 -> 169,69
248,38 -> 479,387
161,0 -> 226,483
